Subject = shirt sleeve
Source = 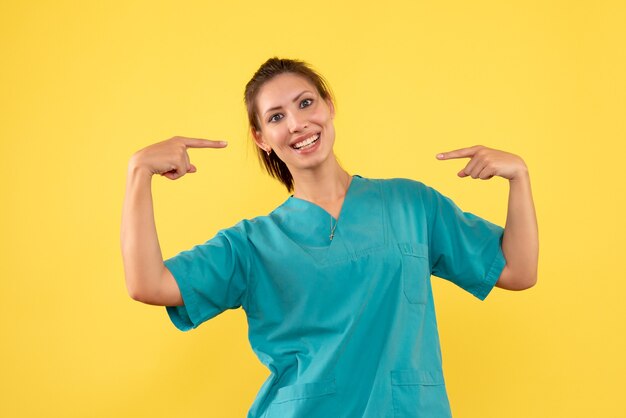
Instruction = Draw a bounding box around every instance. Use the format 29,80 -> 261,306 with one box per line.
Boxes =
424,185 -> 506,300
163,224 -> 250,331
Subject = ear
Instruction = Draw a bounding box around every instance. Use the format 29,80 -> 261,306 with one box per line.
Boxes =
326,98 -> 335,119
251,128 -> 269,152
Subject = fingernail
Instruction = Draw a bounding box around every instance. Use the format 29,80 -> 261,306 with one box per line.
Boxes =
436,154 -> 444,159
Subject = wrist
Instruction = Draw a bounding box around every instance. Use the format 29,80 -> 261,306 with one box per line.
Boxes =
509,162 -> 529,182
128,157 -> 154,180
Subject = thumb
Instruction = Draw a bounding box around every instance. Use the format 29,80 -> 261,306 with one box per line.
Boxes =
187,164 -> 197,173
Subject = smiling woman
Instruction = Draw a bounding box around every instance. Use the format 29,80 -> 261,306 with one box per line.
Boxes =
251,72 -> 337,184
120,57 -> 539,418
244,58 -> 338,194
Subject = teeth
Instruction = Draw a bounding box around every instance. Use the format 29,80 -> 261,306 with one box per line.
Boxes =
293,134 -> 320,149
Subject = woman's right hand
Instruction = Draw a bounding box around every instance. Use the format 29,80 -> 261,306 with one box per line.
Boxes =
129,136 -> 228,180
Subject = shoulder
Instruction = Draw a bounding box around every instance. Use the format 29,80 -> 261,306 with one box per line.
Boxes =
359,175 -> 433,198
223,214 -> 274,238
211,195 -> 296,244
220,204 -> 289,244
359,176 -> 452,221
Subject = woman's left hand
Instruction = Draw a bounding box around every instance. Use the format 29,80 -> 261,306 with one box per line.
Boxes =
436,145 -> 528,181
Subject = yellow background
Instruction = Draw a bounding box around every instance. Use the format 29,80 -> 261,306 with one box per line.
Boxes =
2,0 -> 625,417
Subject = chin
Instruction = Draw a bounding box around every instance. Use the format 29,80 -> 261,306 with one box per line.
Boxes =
293,151 -> 335,172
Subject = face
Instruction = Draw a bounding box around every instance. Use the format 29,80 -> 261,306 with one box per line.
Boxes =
253,73 -> 336,172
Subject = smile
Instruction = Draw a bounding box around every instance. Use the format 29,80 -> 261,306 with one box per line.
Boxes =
292,133 -> 320,150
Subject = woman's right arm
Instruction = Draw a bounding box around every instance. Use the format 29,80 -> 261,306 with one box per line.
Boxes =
120,136 -> 227,306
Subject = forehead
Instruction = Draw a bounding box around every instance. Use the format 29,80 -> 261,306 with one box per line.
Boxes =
256,73 -> 317,112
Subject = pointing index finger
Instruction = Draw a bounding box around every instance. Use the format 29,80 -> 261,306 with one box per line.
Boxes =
179,136 -> 228,148
436,145 -> 481,160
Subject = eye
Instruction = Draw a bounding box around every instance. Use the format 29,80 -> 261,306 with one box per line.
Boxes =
300,98 -> 313,108
268,113 -> 283,123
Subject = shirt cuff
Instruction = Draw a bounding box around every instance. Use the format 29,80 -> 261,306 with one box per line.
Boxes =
163,258 -> 200,331
473,246 -> 506,301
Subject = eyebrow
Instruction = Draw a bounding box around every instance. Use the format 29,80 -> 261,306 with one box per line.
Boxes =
263,90 -> 313,117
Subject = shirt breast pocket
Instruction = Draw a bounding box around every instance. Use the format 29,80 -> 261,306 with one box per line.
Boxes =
398,242 -> 430,304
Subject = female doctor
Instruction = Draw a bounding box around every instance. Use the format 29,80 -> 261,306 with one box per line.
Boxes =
121,57 -> 538,418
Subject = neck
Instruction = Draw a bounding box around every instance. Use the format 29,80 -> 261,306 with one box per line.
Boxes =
291,155 -> 351,204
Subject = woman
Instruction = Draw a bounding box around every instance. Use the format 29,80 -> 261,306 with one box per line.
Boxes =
121,57 -> 538,418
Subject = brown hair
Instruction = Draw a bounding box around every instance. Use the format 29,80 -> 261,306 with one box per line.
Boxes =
244,57 -> 335,192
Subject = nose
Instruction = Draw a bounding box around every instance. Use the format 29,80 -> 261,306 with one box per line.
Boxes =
287,112 -> 308,133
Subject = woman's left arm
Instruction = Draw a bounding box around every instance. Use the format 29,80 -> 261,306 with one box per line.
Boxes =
436,145 -> 538,290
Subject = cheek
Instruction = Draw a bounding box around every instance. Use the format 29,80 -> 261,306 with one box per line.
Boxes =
273,130 -> 293,149
313,108 -> 333,125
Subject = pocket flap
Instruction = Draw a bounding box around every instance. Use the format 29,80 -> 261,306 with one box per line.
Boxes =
398,242 -> 428,258
273,378 -> 337,403
391,369 -> 445,386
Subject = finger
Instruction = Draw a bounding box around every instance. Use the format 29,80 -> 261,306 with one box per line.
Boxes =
174,165 -> 186,179
183,151 -> 196,173
183,150 -> 192,172
469,160 -> 489,179
178,137 -> 228,148
166,172 -> 183,180
162,170 -> 181,180
436,145 -> 482,160
159,164 -> 178,177
459,156 -> 482,178
478,166 -> 495,180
